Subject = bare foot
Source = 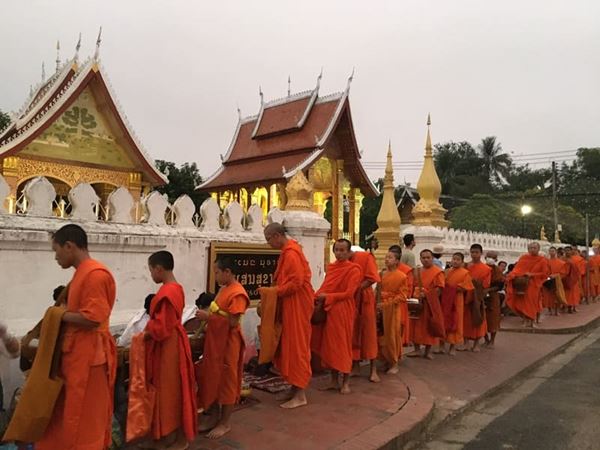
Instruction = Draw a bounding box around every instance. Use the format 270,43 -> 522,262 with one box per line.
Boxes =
424,353 -> 434,360
369,372 -> 381,383
166,435 -> 189,450
319,383 -> 340,392
406,350 -> 421,358
386,365 -> 400,375
206,423 -> 231,440
198,414 -> 219,432
486,342 -> 495,349
471,346 -> 481,353
275,390 -> 294,402
433,349 -> 445,355
350,364 -> 361,377
340,384 -> 351,395
280,396 -> 308,409
456,346 -> 469,352
448,349 -> 457,356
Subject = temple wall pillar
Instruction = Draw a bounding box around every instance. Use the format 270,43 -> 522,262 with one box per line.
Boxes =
331,159 -> 344,241
1,157 -> 19,209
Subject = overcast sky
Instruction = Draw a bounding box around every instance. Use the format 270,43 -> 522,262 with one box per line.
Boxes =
1,0 -> 599,184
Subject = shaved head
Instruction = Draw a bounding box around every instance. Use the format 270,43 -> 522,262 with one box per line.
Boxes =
264,222 -> 286,236
264,222 -> 288,250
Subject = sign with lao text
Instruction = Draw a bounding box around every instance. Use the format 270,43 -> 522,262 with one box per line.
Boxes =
208,242 -> 280,303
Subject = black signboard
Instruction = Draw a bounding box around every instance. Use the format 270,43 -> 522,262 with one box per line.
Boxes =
208,242 -> 280,303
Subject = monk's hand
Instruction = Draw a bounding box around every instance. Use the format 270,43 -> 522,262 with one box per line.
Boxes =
315,294 -> 326,303
195,309 -> 209,321
4,335 -> 19,357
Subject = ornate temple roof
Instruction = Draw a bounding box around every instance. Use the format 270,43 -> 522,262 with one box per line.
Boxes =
0,36 -> 167,186
198,74 -> 378,197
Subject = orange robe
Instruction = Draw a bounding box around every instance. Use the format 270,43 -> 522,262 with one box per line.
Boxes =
444,267 -> 474,345
37,259 -> 117,450
311,260 -> 361,374
465,262 -> 491,340
145,282 -> 197,441
564,259 -> 582,306
197,282 -> 249,409
379,269 -> 408,365
398,263 -> 414,345
410,266 -> 445,346
571,254 -> 587,300
486,265 -> 504,333
273,239 -> 314,389
351,252 -> 381,361
543,258 -> 568,309
589,254 -> 600,297
506,254 -> 550,320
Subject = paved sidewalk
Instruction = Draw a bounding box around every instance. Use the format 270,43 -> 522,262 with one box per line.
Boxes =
169,305 -> 600,450
501,301 -> 600,333
191,370 -> 432,450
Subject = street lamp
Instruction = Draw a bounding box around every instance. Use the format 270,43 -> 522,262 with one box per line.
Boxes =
521,204 -> 532,236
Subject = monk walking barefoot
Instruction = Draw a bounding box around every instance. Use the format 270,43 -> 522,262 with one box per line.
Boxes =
506,242 -> 551,328
409,250 -> 446,359
311,239 -> 361,395
466,244 -> 491,353
262,223 -> 314,410
350,249 -> 381,383
196,257 -> 250,440
444,253 -> 474,358
36,225 -> 117,450
141,251 -> 197,448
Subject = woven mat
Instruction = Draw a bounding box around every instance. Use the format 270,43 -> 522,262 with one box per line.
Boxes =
244,373 -> 291,393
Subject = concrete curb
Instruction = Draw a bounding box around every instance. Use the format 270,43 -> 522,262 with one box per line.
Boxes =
501,314 -> 600,335
335,371 -> 435,450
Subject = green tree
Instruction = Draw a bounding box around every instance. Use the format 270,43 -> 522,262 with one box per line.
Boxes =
154,160 -> 209,210
477,136 -> 512,185
434,141 -> 489,198
0,109 -> 10,132
503,165 -> 551,193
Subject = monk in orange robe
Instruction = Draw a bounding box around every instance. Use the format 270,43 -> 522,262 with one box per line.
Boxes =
350,250 -> 381,383
484,251 -> 505,348
312,239 -> 361,394
506,242 -> 551,327
196,256 -> 250,439
37,224 -> 117,450
389,245 -> 413,345
543,246 -> 568,316
589,245 -> 600,301
570,247 -> 587,304
407,249 -> 445,360
378,248 -> 408,373
465,244 -> 491,352
442,253 -> 473,355
261,222 -> 314,409
562,246 -> 582,313
142,250 -> 197,447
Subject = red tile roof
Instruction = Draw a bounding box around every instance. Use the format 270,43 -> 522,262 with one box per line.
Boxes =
199,85 -> 378,197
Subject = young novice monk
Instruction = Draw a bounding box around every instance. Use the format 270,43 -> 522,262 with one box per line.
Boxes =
145,251 -> 197,449
196,256 -> 250,439
312,239 -> 362,395
378,248 -> 409,374
442,253 -> 474,355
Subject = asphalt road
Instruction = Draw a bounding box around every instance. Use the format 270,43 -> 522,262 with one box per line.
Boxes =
415,330 -> 600,450
462,335 -> 600,450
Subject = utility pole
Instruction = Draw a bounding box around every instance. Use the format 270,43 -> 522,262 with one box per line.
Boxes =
552,161 -> 559,242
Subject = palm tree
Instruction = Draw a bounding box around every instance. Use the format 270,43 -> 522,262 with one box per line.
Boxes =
478,136 -> 512,185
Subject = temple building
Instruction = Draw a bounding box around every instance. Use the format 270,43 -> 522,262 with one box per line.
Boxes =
197,73 -> 378,243
0,34 -> 166,216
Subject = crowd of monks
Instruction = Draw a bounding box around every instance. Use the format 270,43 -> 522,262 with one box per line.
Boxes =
3,223 -> 600,450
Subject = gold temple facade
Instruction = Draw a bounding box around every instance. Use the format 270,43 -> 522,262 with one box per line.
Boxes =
0,37 -> 166,215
